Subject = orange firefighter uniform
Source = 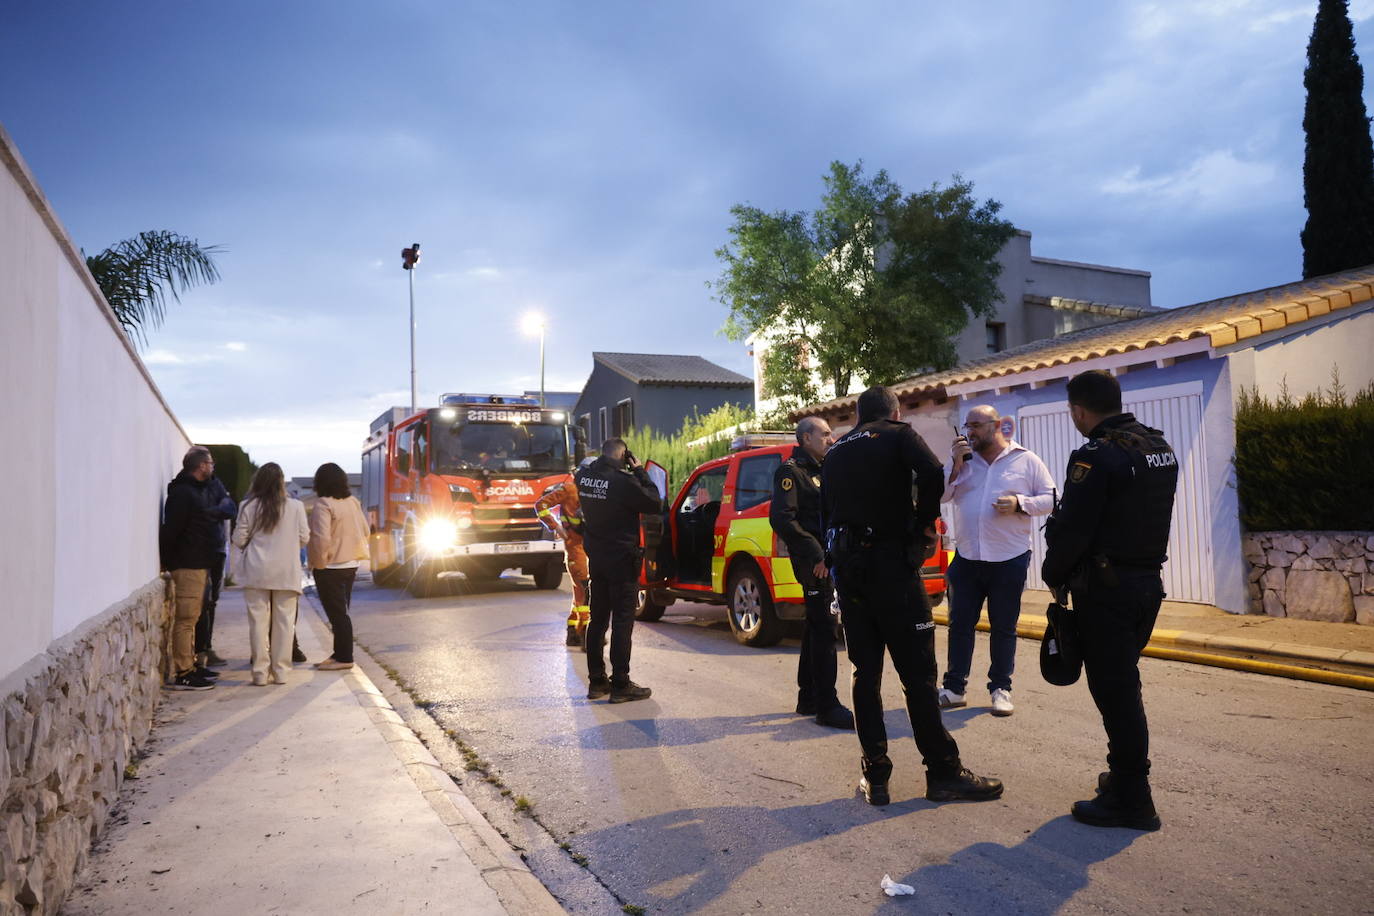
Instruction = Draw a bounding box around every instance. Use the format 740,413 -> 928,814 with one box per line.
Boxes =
535,480 -> 590,647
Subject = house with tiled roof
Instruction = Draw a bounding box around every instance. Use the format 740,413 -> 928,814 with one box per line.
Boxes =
749,230 -> 1158,417
573,352 -> 753,441
791,267 -> 1374,614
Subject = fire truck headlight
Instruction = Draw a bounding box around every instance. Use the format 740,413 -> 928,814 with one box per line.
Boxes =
550,411 -> 566,422
418,518 -> 459,555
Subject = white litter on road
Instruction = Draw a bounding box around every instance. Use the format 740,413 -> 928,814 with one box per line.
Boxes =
881,874 -> 915,897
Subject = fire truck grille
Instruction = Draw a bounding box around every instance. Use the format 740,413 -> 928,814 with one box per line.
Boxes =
469,523 -> 548,544
473,506 -> 538,523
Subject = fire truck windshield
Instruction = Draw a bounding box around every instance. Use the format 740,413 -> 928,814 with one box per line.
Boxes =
434,422 -> 568,475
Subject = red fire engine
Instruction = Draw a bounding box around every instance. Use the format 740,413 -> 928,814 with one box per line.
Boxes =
361,394 -> 587,596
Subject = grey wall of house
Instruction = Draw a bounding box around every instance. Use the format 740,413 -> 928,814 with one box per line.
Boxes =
950,233 -> 1153,362
1027,257 -> 1152,309
632,385 -> 753,435
1023,303 -> 1146,341
574,365 -> 752,439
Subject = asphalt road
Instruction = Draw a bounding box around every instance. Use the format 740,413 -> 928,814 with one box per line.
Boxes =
343,573 -> 1374,916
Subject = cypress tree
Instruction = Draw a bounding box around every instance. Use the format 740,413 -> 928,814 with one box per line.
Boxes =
1302,0 -> 1374,278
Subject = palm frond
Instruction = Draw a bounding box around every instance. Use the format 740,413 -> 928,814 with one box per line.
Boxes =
85,230 -> 223,346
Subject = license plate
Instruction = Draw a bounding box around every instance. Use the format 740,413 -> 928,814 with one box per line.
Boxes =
494,543 -> 530,554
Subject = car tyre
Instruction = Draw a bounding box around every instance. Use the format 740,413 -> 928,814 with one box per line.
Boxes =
636,588 -> 667,622
726,562 -> 782,647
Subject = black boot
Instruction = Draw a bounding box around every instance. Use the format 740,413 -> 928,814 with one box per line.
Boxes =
586,676 -> 612,700
815,705 -> 855,730
926,767 -> 1004,802
608,681 -> 652,704
1073,779 -> 1161,831
858,776 -> 889,806
566,626 -> 581,647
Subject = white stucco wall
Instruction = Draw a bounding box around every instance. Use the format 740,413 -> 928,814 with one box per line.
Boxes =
1226,306 -> 1374,402
1,126 -> 190,679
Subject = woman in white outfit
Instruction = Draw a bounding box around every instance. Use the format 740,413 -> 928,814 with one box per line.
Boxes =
232,463 -> 310,686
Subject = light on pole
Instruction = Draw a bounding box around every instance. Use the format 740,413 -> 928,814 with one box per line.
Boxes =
401,243 -> 421,413
521,313 -> 546,406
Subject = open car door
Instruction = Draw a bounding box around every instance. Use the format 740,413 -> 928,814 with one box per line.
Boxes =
636,459 -> 675,620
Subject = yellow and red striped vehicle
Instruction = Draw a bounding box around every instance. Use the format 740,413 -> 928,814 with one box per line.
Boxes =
637,441 -> 949,647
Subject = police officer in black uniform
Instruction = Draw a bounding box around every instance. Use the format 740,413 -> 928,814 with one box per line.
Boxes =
770,417 -> 854,730
576,437 -> 663,703
822,386 -> 1003,806
1042,370 -> 1179,831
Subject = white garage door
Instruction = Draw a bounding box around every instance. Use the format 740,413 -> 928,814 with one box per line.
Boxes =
1017,381 -> 1213,604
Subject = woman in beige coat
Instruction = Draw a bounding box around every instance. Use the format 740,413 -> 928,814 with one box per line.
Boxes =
232,463 -> 310,685
307,462 -> 370,671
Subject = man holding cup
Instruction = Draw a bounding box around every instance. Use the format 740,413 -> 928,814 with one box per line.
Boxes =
938,406 -> 1055,715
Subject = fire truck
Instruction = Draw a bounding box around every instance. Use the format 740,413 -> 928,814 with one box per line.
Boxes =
361,394 -> 587,597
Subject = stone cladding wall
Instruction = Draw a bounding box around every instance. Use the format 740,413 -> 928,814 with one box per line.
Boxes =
1,578 -> 170,915
1243,531 -> 1374,624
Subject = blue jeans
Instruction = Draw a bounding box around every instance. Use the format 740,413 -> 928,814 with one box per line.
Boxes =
942,550 -> 1030,694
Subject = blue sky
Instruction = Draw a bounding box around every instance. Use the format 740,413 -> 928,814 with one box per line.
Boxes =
4,0 -> 1367,474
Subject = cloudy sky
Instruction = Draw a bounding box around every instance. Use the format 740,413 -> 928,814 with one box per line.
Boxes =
3,0 -> 1367,474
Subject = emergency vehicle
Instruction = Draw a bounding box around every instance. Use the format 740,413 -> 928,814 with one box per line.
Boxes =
361,394 -> 587,596
637,435 -> 949,647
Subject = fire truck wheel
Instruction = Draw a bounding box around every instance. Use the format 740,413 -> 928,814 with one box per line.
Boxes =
635,589 -> 666,622
726,562 -> 782,648
404,550 -> 443,598
533,562 -> 563,590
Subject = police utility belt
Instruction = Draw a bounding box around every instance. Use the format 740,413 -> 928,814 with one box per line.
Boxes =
826,525 -> 924,565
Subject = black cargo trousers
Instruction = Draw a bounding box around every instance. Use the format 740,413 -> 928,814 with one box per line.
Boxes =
832,540 -> 961,784
586,552 -> 640,686
1072,568 -> 1165,795
794,567 -> 841,712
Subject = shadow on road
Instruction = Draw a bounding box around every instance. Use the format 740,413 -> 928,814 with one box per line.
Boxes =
877,815 -> 1141,914
548,701 -> 985,750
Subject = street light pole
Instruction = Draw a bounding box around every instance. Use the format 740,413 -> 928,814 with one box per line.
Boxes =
539,322 -> 546,407
401,243 -> 421,413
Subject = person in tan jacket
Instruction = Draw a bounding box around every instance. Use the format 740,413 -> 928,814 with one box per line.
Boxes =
308,463 -> 371,671
232,463 -> 310,686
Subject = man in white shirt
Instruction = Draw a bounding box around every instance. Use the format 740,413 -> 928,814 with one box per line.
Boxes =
939,405 -> 1055,716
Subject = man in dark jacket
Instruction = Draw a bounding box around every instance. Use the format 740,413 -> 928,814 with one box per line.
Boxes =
822,386 -> 1003,807
575,438 -> 662,703
194,472 -> 236,668
770,417 -> 853,729
160,447 -> 236,690
1042,369 -> 1178,831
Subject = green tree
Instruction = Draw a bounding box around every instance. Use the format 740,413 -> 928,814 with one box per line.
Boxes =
714,161 -> 1015,410
85,230 -> 223,345
1301,0 -> 1374,278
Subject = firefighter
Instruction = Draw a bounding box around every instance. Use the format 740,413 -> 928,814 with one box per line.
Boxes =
536,479 -> 591,648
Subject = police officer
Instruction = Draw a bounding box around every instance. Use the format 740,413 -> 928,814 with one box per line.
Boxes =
576,438 -> 662,703
1042,369 -> 1178,831
822,386 -> 1003,806
770,417 -> 854,730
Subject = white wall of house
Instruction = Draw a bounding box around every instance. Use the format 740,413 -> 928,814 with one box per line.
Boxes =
1224,305 -> 1374,402
1,128 -> 190,679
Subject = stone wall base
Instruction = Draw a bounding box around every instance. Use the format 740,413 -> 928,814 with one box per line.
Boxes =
1243,531 -> 1374,623
1,578 -> 171,915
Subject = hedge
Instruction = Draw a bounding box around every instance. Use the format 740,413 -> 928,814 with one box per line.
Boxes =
1234,379 -> 1374,531
620,404 -> 755,494
205,443 -> 257,503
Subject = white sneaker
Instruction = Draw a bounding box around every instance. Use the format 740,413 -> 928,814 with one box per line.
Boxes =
990,688 -> 1014,716
938,688 -> 966,709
